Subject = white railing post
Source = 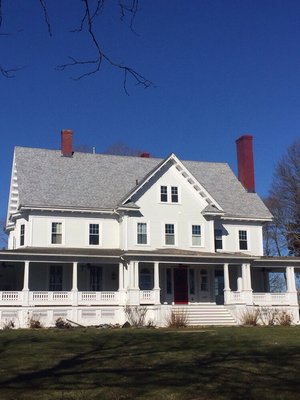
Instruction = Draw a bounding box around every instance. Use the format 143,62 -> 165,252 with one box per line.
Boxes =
22,261 -> 30,306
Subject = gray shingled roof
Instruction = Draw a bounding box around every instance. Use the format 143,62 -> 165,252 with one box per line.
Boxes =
14,146 -> 272,220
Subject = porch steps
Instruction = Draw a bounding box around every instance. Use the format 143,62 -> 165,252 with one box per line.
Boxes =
173,304 -> 238,326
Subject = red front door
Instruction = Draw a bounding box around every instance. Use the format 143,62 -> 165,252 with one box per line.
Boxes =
174,268 -> 188,304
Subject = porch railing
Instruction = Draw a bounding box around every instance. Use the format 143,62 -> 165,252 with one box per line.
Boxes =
140,290 -> 155,304
30,291 -> 73,305
0,291 -> 23,305
253,293 -> 291,305
79,291 -> 119,305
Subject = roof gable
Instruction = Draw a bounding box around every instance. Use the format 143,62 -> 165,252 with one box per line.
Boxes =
122,153 -> 223,212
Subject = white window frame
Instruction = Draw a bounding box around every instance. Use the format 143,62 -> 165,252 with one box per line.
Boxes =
159,185 -> 181,204
49,220 -> 65,246
163,222 -> 177,246
214,228 -> 223,251
86,222 -> 102,247
191,224 -> 202,247
136,221 -> 150,246
20,223 -> 25,247
238,229 -> 249,251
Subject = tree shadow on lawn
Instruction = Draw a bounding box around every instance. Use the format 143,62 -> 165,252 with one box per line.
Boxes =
0,332 -> 300,399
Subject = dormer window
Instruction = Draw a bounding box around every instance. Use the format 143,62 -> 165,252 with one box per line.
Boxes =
20,224 -> 25,246
160,185 -> 179,203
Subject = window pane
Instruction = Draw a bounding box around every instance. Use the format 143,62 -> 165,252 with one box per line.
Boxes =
20,224 -> 25,246
89,224 -> 99,245
214,229 -> 223,250
160,186 -> 168,202
239,230 -> 248,250
51,223 -> 62,244
165,224 -> 174,234
171,186 -> 178,203
192,225 -> 201,246
137,223 -> 147,244
166,235 -> 175,245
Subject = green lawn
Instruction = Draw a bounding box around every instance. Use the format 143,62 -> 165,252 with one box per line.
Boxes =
0,327 -> 299,400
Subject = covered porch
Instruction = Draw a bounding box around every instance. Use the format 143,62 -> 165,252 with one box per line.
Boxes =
0,249 -> 299,310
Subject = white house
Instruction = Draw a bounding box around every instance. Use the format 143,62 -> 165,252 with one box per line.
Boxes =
1,130 -> 299,327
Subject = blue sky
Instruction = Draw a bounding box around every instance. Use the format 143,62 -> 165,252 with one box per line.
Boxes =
1,0 -> 300,223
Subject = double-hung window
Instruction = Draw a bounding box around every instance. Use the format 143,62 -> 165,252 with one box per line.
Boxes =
51,222 -> 62,244
160,185 -> 179,203
165,224 -> 175,245
192,225 -> 201,246
20,224 -> 25,246
214,229 -> 223,250
239,230 -> 248,250
171,186 -> 178,203
137,222 -> 147,244
89,224 -> 99,245
160,186 -> 168,202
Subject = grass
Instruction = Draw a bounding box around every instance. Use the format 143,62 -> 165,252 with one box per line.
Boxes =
0,327 -> 299,399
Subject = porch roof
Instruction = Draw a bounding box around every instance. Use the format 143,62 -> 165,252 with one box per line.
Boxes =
0,247 -> 299,266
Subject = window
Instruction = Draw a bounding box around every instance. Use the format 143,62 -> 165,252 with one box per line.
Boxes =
200,269 -> 208,291
89,224 -> 99,245
239,230 -> 248,250
51,222 -> 62,244
166,268 -> 172,294
137,223 -> 147,244
165,224 -> 175,245
192,225 -> 201,246
160,186 -> 168,202
49,265 -> 63,291
140,268 -> 152,290
20,224 -> 25,246
214,229 -> 223,250
160,185 -> 179,203
171,186 -> 178,203
189,269 -> 195,294
89,266 -> 102,291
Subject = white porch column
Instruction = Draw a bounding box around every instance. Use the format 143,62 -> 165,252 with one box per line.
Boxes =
237,267 -> 243,292
22,261 -> 30,306
127,260 -> 140,305
118,262 -> 126,305
223,263 -> 231,304
134,261 -> 139,289
153,261 -> 161,305
72,262 -> 78,306
242,263 -> 253,305
286,266 -> 298,305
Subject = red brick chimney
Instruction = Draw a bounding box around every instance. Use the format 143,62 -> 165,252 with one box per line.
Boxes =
140,152 -> 150,158
61,129 -> 73,157
235,135 -> 255,193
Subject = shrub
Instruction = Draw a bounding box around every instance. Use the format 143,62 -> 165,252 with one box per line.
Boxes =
28,317 -> 43,329
240,308 -> 259,326
55,317 -> 72,329
124,305 -> 148,327
167,309 -> 188,328
2,320 -> 15,330
275,310 -> 292,326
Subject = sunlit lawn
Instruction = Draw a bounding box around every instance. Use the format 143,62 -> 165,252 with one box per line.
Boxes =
0,326 -> 299,400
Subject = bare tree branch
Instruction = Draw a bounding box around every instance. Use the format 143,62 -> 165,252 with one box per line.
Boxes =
58,0 -> 153,94
119,0 -> 139,35
0,64 -> 23,78
39,0 -> 52,36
